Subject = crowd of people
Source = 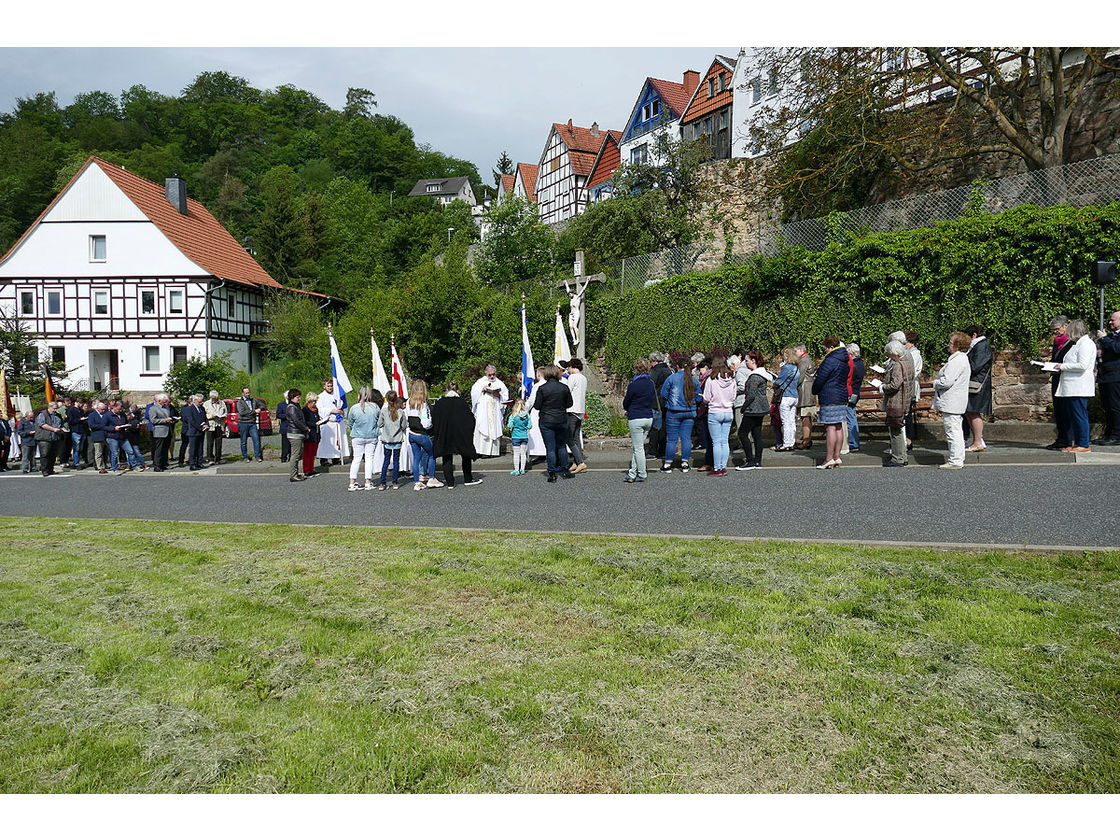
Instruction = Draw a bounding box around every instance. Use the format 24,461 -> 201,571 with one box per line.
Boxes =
2,312 -> 1117,482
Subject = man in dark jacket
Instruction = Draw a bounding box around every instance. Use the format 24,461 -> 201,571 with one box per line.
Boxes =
66,399 -> 88,468
0,414 -> 11,471
529,365 -> 575,482
648,351 -> 671,458
182,394 -> 208,471
276,397 -> 290,462
430,382 -> 479,488
17,412 -> 37,472
1095,310 -> 1120,446
34,401 -> 65,476
86,400 -> 111,473
148,394 -> 175,471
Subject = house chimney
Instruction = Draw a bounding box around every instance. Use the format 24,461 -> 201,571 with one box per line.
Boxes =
165,176 -> 188,215
567,118 -> 573,133
683,70 -> 700,91
590,122 -> 600,137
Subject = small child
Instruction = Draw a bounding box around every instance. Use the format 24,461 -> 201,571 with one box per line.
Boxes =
376,391 -> 408,489
506,397 -> 532,475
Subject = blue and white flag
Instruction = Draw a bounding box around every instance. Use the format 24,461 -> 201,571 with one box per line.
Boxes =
328,330 -> 352,413
520,301 -> 535,398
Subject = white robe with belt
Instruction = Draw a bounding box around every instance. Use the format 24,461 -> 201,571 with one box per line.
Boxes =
316,389 -> 350,458
470,376 -> 508,456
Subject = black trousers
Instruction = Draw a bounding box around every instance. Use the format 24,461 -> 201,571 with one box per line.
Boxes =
1100,381 -> 1120,440
188,435 -> 204,469
737,414 -> 765,466
177,432 -> 189,465
0,439 -> 9,469
280,434 -> 291,462
152,436 -> 171,471
38,439 -> 60,475
441,453 -> 473,487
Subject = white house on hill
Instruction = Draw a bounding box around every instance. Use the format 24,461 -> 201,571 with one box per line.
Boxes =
0,156 -> 287,394
407,177 -> 478,206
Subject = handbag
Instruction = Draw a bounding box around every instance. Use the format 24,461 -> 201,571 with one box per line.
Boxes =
968,379 -> 983,394
847,392 -> 860,407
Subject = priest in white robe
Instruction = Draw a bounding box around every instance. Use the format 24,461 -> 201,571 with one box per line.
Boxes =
470,365 -> 509,457
316,378 -> 350,462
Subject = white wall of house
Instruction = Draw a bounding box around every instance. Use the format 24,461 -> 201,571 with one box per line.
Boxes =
537,130 -> 586,225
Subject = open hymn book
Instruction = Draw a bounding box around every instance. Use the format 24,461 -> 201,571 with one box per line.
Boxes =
1030,360 -> 1061,373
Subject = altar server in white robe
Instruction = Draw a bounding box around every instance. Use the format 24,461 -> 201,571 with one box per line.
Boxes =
470,365 -> 509,457
316,378 -> 350,461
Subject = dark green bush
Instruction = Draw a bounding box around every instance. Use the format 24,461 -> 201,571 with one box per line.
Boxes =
594,202 -> 1120,374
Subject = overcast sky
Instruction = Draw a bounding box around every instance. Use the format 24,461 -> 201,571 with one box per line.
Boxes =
0,47 -> 735,183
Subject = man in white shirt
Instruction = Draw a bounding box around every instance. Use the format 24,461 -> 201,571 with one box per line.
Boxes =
564,358 -> 589,474
470,365 -> 509,457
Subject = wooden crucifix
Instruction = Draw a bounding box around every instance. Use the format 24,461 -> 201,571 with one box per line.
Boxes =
556,250 -> 606,358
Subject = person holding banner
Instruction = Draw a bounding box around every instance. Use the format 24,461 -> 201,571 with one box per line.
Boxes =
470,365 -> 508,457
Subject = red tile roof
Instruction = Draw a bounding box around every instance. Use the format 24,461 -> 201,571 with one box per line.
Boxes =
500,173 -> 516,197
587,132 -> 622,190
516,163 -> 538,203
681,56 -> 737,125
90,158 -> 282,289
648,76 -> 697,118
552,122 -> 621,177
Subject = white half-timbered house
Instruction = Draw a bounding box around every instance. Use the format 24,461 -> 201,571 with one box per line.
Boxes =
0,156 -> 285,395
535,120 -> 618,226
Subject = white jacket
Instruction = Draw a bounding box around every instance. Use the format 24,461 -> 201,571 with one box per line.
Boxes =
932,351 -> 970,414
1055,334 -> 1097,398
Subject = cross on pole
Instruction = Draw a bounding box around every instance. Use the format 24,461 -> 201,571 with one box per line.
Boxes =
555,249 -> 606,358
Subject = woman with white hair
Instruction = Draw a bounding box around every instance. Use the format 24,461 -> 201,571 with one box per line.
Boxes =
933,332 -> 973,469
881,339 -> 913,467
1054,319 -> 1097,452
846,343 -> 865,451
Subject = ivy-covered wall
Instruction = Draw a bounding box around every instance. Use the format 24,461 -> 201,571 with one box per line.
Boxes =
592,202 -> 1120,378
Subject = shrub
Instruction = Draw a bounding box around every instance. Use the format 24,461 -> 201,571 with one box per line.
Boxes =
583,391 -> 612,437
163,351 -> 240,400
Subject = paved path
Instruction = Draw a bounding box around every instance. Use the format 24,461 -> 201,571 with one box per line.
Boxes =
2,457 -> 1116,549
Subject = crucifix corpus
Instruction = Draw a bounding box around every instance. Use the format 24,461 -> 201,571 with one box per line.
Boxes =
558,250 -> 606,357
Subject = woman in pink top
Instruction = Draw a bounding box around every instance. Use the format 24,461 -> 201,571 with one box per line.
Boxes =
703,357 -> 738,476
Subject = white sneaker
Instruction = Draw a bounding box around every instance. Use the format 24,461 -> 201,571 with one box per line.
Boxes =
362,481 -> 375,490
464,478 -> 483,486
347,483 -> 361,491
426,477 -> 444,488
414,482 -> 425,491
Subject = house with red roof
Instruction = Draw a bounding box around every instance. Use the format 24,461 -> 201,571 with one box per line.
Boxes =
0,156 -> 288,393
513,163 -> 538,205
584,131 -> 624,206
497,173 -> 516,203
535,120 -> 619,225
618,70 -> 701,169
679,55 -> 740,160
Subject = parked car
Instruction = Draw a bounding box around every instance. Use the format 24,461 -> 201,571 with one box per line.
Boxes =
222,399 -> 273,437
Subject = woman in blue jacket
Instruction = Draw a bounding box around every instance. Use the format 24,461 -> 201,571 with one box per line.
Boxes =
622,357 -> 656,483
659,357 -> 703,472
810,336 -> 853,469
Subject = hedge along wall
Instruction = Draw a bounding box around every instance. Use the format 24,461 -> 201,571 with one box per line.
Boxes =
592,202 -> 1120,378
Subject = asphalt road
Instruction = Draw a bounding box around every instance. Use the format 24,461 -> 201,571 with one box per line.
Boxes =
2,462 -> 1117,549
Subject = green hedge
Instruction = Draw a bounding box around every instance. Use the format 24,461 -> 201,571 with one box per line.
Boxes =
593,202 -> 1120,374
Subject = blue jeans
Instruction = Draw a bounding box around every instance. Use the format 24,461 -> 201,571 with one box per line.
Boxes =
380,446 -> 400,485
1067,396 -> 1090,447
846,405 -> 860,449
239,423 -> 261,459
410,433 -> 434,478
121,438 -> 144,468
540,421 -> 570,474
107,437 -> 121,470
664,411 -> 695,464
707,411 -> 733,470
71,431 -> 87,466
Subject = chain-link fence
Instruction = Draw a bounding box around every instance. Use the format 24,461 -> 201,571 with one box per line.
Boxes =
599,153 -> 1120,292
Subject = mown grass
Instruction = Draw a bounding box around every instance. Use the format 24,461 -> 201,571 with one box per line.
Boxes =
0,516 -> 1117,793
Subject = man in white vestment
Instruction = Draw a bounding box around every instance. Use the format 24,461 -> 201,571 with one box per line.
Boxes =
316,378 -> 350,463
470,365 -> 509,457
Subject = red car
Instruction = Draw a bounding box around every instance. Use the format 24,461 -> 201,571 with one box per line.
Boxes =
222,399 -> 274,437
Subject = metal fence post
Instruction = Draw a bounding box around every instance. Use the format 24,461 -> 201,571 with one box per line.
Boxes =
620,258 -> 626,294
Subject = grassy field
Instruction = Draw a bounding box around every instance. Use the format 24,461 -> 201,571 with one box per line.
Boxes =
1,516 -> 1118,793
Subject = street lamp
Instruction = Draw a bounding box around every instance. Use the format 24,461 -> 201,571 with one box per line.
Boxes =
1095,261 -> 1116,330
447,227 -> 455,243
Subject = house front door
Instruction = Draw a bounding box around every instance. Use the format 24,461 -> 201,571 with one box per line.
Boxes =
89,349 -> 120,392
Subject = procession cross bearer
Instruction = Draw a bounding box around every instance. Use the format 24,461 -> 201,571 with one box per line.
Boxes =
470,364 -> 508,457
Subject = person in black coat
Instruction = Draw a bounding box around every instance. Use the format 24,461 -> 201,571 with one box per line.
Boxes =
1096,310 -> 1120,446
529,365 -> 575,482
963,325 -> 993,452
430,382 -> 479,488
648,351 -> 671,458
276,398 -> 290,462
182,394 -> 208,471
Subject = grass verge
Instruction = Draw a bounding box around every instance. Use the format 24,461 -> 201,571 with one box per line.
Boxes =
1,517 -> 1117,793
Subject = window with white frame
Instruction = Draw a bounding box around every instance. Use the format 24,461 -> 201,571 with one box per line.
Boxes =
172,346 -> 187,366
752,77 -> 763,103
94,290 -> 109,315
168,289 -> 184,314
141,290 -> 156,315
227,294 -> 234,317
651,101 -> 660,117
47,291 -> 61,315
20,291 -> 34,315
89,234 -> 107,262
426,183 -> 440,193
143,346 -> 160,372
631,144 -> 648,165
